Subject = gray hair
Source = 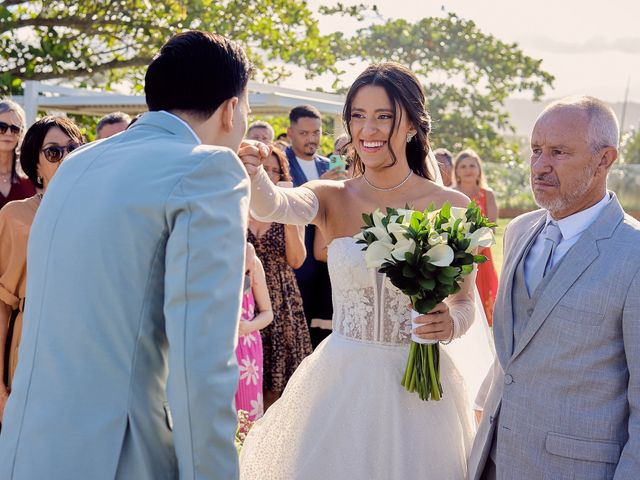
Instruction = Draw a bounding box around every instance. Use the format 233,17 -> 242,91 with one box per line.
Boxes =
0,98 -> 26,129
0,98 -> 27,182
96,111 -> 132,134
540,96 -> 619,151
247,120 -> 275,138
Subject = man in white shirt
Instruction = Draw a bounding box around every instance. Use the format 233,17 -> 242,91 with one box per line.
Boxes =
468,96 -> 640,480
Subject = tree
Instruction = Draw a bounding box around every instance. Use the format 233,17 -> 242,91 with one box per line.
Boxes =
335,14 -> 554,162
622,128 -> 640,164
0,0 -> 345,94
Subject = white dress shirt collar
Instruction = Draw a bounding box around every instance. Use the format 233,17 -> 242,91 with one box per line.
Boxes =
158,111 -> 201,144
545,192 -> 611,241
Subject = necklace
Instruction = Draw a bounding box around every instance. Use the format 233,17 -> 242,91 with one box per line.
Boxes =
362,170 -> 413,192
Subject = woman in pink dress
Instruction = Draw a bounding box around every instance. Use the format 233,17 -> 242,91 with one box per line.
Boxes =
453,148 -> 499,325
235,243 -> 273,421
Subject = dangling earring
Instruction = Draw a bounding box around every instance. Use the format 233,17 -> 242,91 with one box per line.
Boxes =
406,133 -> 414,143
37,175 -> 43,186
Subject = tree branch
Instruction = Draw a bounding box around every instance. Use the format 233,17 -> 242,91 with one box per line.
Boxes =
6,56 -> 151,81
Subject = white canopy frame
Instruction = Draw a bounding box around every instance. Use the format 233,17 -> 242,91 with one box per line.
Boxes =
13,80 -> 345,130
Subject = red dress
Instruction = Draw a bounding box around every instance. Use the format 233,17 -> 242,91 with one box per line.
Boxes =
0,177 -> 36,210
471,189 -> 499,326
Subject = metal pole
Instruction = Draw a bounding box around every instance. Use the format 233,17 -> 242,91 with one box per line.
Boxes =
23,80 -> 39,126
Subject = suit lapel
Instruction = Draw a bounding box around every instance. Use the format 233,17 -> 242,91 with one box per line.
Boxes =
495,214 -> 546,365
509,194 -> 624,362
285,147 -> 307,187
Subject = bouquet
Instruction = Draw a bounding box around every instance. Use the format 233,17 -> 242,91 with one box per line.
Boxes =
355,202 -> 495,401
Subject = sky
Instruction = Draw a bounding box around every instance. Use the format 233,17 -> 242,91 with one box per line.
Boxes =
286,0 -> 640,104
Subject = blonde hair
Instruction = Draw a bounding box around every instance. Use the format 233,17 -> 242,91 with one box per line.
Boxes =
453,148 -> 488,189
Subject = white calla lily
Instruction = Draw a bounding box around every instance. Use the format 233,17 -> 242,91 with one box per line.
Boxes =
449,206 -> 468,221
364,240 -> 394,268
396,208 -> 416,223
466,227 -> 496,253
391,237 -> 416,261
427,232 -> 449,246
354,230 -> 367,242
427,210 -> 439,223
387,222 -> 409,240
425,243 -> 454,267
367,226 -> 392,243
372,209 -> 386,229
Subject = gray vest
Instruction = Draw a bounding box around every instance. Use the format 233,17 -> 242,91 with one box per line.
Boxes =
491,232 -> 560,464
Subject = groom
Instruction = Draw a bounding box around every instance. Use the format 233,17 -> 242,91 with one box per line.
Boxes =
468,96 -> 640,479
0,32 -> 252,479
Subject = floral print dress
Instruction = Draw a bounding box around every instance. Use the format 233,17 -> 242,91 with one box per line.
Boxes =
247,223 -> 312,394
235,278 -> 264,421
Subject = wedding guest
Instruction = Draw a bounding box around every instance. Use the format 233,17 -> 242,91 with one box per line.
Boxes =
469,96 -> 640,480
0,99 -> 34,210
95,111 -> 131,139
0,116 -> 83,420
0,31 -> 252,479
434,147 -> 453,187
453,148 -> 499,325
284,105 -> 346,347
235,243 -> 273,422
246,121 -> 275,143
247,145 -> 312,410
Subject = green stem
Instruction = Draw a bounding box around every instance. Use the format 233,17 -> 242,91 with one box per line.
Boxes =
402,342 -> 417,387
427,345 -> 441,401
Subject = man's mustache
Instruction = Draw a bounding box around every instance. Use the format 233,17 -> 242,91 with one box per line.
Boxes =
532,174 -> 559,186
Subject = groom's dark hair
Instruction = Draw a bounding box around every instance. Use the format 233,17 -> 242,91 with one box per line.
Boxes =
145,31 -> 254,120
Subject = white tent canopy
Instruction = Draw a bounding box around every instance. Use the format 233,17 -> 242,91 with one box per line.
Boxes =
13,80 -> 345,127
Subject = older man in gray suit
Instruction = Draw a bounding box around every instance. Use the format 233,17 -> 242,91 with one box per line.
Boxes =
0,32 -> 253,479
468,96 -> 640,480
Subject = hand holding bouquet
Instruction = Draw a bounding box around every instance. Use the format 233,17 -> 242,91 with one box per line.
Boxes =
355,202 -> 495,400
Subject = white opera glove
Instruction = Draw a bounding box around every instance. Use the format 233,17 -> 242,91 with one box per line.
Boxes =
250,166 -> 319,225
447,296 -> 475,340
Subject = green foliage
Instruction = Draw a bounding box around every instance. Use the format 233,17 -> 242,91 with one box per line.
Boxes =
336,13 -> 554,162
0,0 -> 345,95
622,128 -> 640,164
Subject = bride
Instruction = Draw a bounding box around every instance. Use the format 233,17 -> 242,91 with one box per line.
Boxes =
238,62 -> 494,479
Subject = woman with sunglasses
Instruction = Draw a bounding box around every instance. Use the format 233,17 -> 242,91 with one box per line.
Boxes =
0,99 -> 35,210
0,116 -> 82,421
247,144 -> 312,411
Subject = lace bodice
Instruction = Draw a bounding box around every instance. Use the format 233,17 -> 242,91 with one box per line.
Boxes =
328,237 -> 412,346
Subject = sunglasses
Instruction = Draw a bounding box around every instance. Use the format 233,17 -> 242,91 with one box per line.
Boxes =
0,121 -> 22,136
41,143 -> 81,163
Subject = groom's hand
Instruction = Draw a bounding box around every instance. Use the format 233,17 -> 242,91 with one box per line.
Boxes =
238,140 -> 270,177
412,302 -> 454,342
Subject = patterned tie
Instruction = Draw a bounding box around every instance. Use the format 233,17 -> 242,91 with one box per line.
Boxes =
528,221 -> 563,294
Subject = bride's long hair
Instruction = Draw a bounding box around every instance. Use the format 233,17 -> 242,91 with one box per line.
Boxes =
342,62 -> 435,180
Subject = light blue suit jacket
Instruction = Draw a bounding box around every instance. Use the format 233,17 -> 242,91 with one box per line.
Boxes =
0,112 -> 249,479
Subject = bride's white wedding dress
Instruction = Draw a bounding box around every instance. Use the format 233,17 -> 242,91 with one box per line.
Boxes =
240,236 -> 481,479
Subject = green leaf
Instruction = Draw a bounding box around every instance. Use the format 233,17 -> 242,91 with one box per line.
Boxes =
402,264 -> 417,278
418,277 -> 436,290
473,255 -> 488,264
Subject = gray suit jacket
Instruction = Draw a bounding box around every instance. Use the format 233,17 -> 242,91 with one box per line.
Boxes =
468,194 -> 640,480
0,112 -> 249,479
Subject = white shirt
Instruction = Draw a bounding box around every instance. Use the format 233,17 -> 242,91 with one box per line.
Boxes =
524,193 -> 611,285
158,111 -> 201,144
297,156 -> 319,181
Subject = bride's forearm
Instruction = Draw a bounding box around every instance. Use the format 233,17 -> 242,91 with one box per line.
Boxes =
445,270 -> 477,339
250,167 -> 318,226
